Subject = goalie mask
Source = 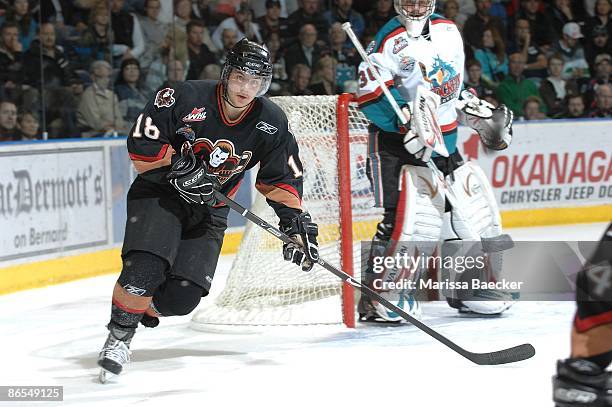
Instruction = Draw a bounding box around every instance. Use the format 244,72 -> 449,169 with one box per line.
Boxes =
222,38 -> 273,100
394,0 -> 435,37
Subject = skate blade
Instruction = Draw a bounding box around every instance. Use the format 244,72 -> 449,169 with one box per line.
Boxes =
98,368 -> 115,384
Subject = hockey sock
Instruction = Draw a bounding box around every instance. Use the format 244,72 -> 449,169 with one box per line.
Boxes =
583,351 -> 612,371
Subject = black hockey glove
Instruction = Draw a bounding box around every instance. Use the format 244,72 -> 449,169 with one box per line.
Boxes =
167,147 -> 220,205
280,212 -> 319,272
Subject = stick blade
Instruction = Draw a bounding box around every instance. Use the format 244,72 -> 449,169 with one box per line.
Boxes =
468,343 -> 535,365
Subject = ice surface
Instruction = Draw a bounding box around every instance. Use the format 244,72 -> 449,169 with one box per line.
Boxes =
0,222 -> 608,407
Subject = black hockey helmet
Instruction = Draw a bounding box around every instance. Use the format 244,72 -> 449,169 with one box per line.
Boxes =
222,38 -> 273,97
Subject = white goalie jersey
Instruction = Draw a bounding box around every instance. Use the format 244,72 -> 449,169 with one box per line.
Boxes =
357,14 -> 465,140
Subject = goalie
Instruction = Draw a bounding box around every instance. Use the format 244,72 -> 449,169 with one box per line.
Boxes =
356,0 -> 514,321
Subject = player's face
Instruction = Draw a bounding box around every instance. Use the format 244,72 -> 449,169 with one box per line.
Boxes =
399,0 -> 430,18
227,69 -> 263,106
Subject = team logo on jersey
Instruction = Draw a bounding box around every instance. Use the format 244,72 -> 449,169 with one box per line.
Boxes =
256,121 -> 278,135
419,56 -> 461,104
182,107 -> 207,122
192,138 -> 253,184
399,55 -> 416,72
392,37 -> 408,54
365,40 -> 376,55
154,87 -> 175,108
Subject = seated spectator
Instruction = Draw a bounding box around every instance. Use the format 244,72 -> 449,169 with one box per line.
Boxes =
583,53 -> 611,105
585,25 -> 612,71
160,59 -> 186,89
539,53 -> 577,115
585,0 -> 611,41
0,21 -> 37,112
0,99 -> 17,141
137,0 -> 169,68
24,23 -> 76,90
266,31 -> 288,95
496,52 -> 542,116
211,4 -> 261,51
286,0 -> 329,45
308,55 -> 337,95
288,63 -> 313,96
77,60 -> 125,136
328,22 -> 359,91
512,0 -> 553,48
522,95 -> 547,120
186,20 -> 216,80
473,26 -> 508,87
443,0 -> 466,29
547,0 -> 577,43
77,3 -> 114,70
255,0 -> 289,43
191,0 -> 226,28
587,82 -> 611,116
165,0 -> 217,68
508,18 -> 548,83
323,0 -> 365,40
215,27 -> 238,65
48,77 -> 84,138
552,22 -> 591,80
0,0 -> 37,51
557,93 -> 586,118
110,0 -> 145,62
15,110 -> 39,140
115,58 -> 148,125
464,59 -> 494,97
199,63 -> 221,80
284,24 -> 323,79
463,0 -> 506,49
364,0 -> 394,34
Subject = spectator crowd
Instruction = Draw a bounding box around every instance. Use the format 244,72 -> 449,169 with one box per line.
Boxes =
0,0 -> 610,141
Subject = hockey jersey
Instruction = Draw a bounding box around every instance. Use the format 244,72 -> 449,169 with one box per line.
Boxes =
357,14 -> 465,153
127,80 -> 303,223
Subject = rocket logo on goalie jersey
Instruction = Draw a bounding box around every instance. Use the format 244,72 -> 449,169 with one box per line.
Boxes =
419,57 -> 461,104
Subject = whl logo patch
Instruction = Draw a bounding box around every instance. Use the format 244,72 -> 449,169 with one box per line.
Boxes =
182,107 -> 207,122
256,121 -> 278,135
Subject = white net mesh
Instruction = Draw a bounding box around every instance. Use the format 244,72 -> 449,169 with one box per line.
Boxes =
191,95 -> 382,329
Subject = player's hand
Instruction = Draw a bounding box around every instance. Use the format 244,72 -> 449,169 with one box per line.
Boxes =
167,149 -> 220,205
403,130 -> 433,162
280,212 -> 319,271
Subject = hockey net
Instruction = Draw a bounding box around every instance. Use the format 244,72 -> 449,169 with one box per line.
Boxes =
191,94 -> 382,330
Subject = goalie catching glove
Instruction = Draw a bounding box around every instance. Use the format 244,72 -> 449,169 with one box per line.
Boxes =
281,212 -> 319,271
167,146 -> 220,206
456,89 -> 513,150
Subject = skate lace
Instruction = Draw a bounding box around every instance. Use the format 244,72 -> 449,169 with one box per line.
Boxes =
103,340 -> 131,364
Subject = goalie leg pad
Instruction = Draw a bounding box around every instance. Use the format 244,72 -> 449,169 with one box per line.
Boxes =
442,162 -> 515,315
362,165 -> 445,322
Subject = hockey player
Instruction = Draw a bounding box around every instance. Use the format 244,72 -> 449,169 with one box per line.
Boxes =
553,223 -> 611,407
357,0 -> 514,321
97,38 -> 319,381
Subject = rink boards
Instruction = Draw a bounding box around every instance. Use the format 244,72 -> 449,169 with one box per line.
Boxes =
0,119 -> 610,293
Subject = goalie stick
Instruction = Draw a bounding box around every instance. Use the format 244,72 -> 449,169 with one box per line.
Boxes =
213,190 -> 535,365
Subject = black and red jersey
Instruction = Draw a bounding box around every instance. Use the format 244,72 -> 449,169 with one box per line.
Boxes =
127,80 -> 304,223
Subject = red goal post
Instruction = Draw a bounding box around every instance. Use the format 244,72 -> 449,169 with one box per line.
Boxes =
191,94 -> 382,330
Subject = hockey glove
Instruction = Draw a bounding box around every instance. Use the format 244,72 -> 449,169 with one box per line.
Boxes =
403,130 -> 433,162
280,212 -> 319,272
456,89 -> 513,150
167,148 -> 220,205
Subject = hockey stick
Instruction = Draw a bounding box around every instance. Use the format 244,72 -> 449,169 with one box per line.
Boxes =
213,190 -> 535,365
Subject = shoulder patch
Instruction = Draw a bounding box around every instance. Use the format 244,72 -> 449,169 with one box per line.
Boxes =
154,87 -> 175,108
393,37 -> 408,54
